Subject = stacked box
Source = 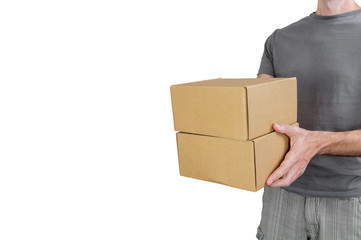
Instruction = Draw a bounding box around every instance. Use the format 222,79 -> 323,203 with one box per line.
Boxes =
170,77 -> 298,191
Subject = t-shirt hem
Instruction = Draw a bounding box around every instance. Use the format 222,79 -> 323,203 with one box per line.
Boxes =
282,185 -> 361,198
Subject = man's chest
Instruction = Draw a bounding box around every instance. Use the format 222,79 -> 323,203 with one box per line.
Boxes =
273,34 -> 361,81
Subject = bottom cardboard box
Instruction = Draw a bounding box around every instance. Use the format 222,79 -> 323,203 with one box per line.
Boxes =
176,124 -> 298,191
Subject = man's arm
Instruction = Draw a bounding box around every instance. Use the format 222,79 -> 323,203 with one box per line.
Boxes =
318,129 -> 361,156
267,123 -> 361,188
256,73 -> 361,187
257,73 -> 274,78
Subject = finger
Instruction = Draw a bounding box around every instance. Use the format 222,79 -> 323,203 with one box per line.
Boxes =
268,173 -> 292,187
266,151 -> 295,186
269,166 -> 298,188
273,123 -> 296,136
266,163 -> 289,186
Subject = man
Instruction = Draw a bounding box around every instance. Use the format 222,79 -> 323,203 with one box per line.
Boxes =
256,0 -> 361,239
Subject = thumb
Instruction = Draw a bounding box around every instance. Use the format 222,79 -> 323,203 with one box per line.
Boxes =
273,123 -> 293,135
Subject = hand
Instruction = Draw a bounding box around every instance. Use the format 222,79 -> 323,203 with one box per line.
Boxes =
266,123 -> 321,187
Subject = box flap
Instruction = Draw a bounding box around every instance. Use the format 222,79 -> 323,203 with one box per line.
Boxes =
246,77 -> 297,140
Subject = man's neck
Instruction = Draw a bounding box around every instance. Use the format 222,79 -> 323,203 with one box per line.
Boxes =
316,0 -> 361,16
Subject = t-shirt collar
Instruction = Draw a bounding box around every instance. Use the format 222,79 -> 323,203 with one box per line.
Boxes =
310,8 -> 361,20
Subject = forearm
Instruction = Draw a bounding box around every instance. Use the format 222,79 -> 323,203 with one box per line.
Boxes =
267,124 -> 361,187
314,129 -> 361,156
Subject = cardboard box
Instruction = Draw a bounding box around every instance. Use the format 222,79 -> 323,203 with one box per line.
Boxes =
176,123 -> 298,192
171,78 -> 297,140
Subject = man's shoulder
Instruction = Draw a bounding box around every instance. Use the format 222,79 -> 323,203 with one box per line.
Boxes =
277,16 -> 311,33
264,15 -> 312,45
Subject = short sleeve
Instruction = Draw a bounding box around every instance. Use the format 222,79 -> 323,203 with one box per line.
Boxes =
257,29 -> 279,77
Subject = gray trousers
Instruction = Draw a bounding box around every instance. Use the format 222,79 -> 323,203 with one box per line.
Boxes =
256,186 -> 361,240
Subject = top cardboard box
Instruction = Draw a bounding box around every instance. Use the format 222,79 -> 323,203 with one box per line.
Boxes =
170,78 -> 297,140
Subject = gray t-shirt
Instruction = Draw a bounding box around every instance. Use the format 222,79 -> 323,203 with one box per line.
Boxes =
258,9 -> 361,197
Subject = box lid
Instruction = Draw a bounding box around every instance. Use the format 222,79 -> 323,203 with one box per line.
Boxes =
172,78 -> 289,88
171,77 -> 297,140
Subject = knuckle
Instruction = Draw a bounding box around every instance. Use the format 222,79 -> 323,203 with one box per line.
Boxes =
280,161 -> 290,169
294,168 -> 303,177
285,179 -> 292,187
279,175 -> 292,187
300,156 -> 309,163
285,173 -> 295,187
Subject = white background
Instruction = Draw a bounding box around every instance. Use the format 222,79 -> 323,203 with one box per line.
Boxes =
0,0 -> 325,239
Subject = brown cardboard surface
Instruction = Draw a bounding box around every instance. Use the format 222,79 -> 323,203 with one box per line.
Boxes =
170,77 -> 297,140
171,85 -> 248,140
176,124 -> 298,191
246,78 -> 297,139
176,132 -> 256,191
253,123 -> 299,190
